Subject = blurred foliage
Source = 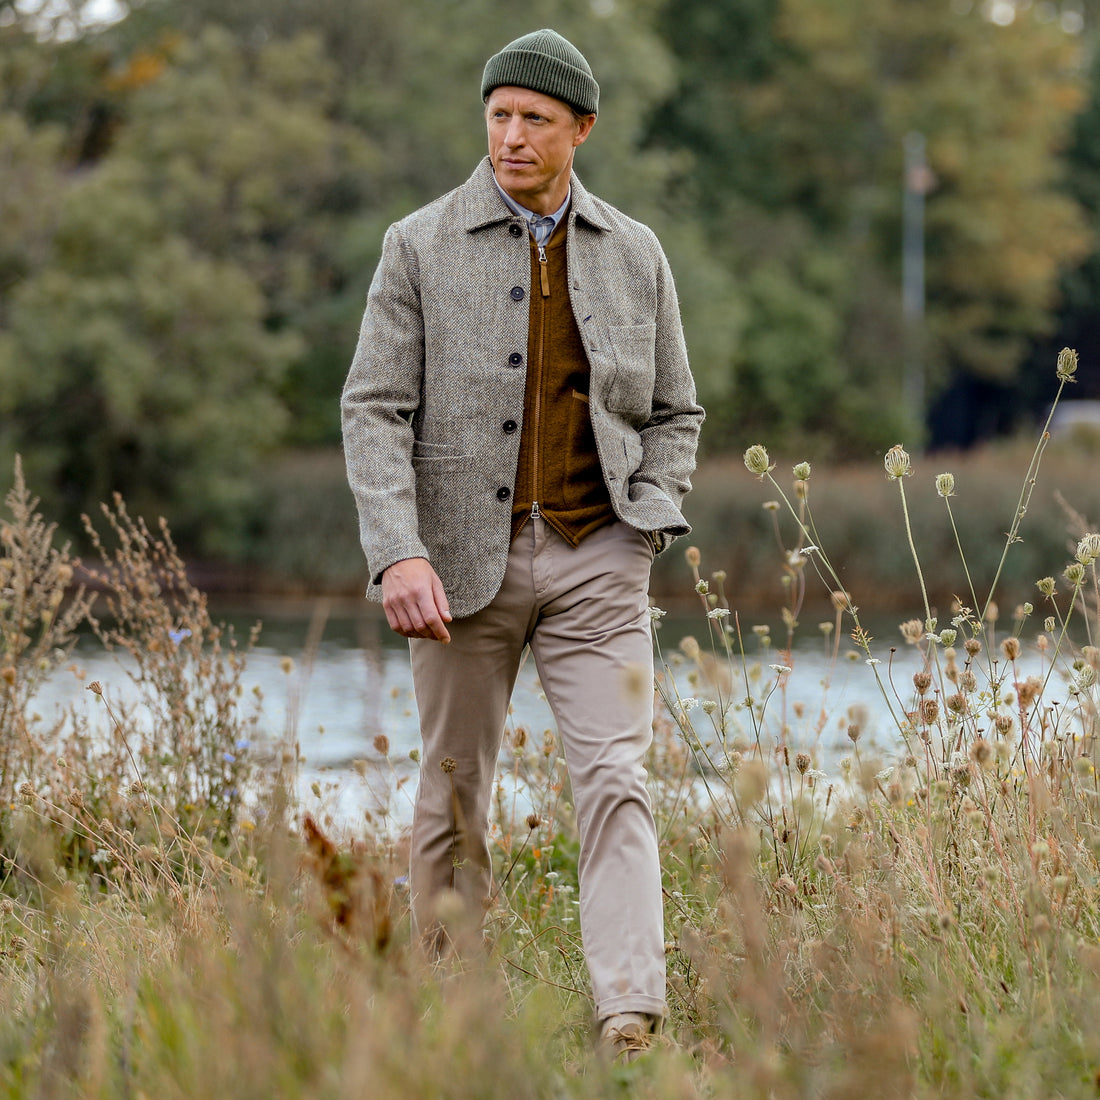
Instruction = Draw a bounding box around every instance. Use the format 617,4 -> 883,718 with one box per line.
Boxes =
0,0 -> 1097,565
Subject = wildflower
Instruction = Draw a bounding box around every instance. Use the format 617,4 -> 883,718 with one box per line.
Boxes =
1056,346 -> 1079,382
744,444 -> 773,477
679,636 -> 701,660
1075,533 -> 1100,566
884,444 -> 912,479
86,681 -> 102,695
793,461 -> 811,481
969,738 -> 993,769
701,699 -> 718,715
964,638 -> 981,658
1036,576 -> 1057,598
831,590 -> 853,612
1021,602 -> 1034,616
526,813 -> 540,830
847,724 -> 861,743
280,656 -> 295,675
648,606 -> 667,621
774,875 -> 797,897
913,670 -> 932,695
695,579 -> 709,595
940,629 -> 957,647
1075,665 -> 1097,691
0,667 -> 14,685
769,664 -> 792,675
679,697 -> 701,712
763,500 -> 780,513
993,713 -> 1014,736
18,782 -> 35,803
946,692 -> 968,715
440,757 -> 457,774
919,698 -> 939,724
1002,637 -> 1021,661
935,472 -> 955,498
168,628 -> 192,646
707,607 -> 729,620
373,734 -> 390,756
900,619 -> 923,645
684,545 -> 701,567
796,752 -> 811,775
1016,676 -> 1043,709
1066,562 -> 1086,586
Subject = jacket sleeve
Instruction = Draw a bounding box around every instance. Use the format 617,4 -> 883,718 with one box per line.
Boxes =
631,244 -> 704,541
341,223 -> 430,584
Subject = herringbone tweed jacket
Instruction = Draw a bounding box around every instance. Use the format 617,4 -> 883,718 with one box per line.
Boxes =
341,157 -> 704,619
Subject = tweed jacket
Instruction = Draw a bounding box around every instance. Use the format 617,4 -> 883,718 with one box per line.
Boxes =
341,157 -> 704,619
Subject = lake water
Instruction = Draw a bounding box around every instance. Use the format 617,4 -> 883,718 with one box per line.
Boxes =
32,599 -> 1046,832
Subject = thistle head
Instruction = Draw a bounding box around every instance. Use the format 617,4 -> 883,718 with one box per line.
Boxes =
935,472 -> 955,498
884,444 -> 912,479
1056,347 -> 1079,383
744,444 -> 773,477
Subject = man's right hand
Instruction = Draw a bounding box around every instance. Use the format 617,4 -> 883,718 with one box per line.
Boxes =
380,557 -> 452,643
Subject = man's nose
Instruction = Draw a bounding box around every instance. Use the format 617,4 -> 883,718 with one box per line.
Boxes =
504,117 -> 525,146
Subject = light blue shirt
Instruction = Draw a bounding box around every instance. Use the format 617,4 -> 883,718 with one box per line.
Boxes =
493,176 -> 570,250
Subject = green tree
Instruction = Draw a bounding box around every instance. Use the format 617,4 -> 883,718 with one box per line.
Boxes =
652,0 -> 1090,455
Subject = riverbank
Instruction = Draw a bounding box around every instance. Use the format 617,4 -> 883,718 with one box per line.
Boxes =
193,434 -> 1100,622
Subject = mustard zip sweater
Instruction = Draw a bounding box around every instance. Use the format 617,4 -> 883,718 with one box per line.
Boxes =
510,226 -> 615,546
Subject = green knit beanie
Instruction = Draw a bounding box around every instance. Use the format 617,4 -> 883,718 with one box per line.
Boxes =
481,28 -> 599,115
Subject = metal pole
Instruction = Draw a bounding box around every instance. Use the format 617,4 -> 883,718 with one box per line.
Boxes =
903,131 -> 927,417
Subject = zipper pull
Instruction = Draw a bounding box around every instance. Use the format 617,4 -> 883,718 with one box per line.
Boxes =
538,245 -> 550,297
531,500 -> 541,519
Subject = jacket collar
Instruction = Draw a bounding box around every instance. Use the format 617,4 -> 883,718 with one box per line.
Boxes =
461,156 -> 612,234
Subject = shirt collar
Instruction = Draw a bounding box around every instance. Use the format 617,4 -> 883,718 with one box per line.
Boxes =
492,175 -> 570,247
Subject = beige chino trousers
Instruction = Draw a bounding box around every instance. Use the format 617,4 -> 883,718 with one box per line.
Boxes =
408,517 -> 667,1020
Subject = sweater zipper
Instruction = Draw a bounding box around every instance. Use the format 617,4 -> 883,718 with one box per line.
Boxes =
530,240 -> 549,513
538,243 -> 550,297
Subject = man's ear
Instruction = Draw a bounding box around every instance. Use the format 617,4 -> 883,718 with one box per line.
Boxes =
574,114 -> 597,148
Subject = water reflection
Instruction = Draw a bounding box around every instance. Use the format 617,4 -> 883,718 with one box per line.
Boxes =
37,601 -> 942,831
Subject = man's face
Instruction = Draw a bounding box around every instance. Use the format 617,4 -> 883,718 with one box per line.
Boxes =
485,86 -> 595,216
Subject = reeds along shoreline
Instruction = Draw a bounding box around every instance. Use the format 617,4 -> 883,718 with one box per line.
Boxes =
3,350 -> 1100,1096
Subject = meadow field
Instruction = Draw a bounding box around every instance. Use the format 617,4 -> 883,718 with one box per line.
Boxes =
3,354 -> 1100,1097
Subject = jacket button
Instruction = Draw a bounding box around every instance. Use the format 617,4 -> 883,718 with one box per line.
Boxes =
496,486 -> 511,501
510,286 -> 524,301
508,352 -> 523,367
509,224 -> 522,237
502,420 -> 517,434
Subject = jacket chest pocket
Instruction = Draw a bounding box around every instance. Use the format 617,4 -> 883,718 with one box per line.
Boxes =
605,323 -> 656,419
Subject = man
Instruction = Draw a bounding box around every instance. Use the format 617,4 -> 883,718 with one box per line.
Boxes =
341,28 -> 702,1060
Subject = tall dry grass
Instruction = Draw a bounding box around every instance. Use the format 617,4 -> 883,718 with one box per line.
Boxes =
2,349 -> 1100,1096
